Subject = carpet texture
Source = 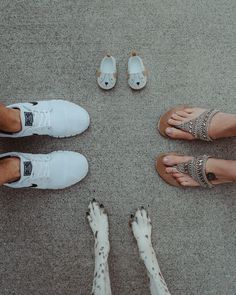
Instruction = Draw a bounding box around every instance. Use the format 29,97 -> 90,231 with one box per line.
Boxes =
0,1 -> 236,294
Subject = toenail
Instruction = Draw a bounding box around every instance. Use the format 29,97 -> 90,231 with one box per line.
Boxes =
166,127 -> 173,134
163,157 -> 169,164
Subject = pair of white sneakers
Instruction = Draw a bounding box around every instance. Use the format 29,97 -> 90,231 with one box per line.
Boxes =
1,100 -> 90,189
97,51 -> 148,90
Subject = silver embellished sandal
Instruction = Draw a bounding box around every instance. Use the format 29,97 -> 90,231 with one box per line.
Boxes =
158,106 -> 219,141
156,153 -> 216,188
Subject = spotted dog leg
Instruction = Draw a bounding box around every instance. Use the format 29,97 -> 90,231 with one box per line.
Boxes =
87,199 -> 112,295
130,208 -> 171,295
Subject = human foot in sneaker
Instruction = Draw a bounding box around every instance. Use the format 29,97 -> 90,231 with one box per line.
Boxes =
0,151 -> 88,189
158,106 -> 236,141
156,153 -> 236,188
0,100 -> 90,138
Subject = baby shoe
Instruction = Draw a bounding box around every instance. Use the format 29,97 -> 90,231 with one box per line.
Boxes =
97,54 -> 117,90
128,51 -> 147,90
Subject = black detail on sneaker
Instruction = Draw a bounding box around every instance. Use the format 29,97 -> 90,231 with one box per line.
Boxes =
30,184 -> 38,188
24,161 -> 33,176
30,102 -> 38,106
24,112 -> 34,126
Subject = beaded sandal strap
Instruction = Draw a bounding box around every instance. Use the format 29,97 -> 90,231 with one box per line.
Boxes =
176,109 -> 219,141
175,155 -> 213,188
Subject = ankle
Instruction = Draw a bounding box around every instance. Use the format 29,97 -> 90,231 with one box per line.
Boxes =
206,158 -> 236,181
209,113 -> 236,139
0,157 -> 20,184
0,108 -> 22,133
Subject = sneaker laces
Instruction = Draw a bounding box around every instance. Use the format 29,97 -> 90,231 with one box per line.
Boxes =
32,110 -> 51,129
30,157 -> 50,180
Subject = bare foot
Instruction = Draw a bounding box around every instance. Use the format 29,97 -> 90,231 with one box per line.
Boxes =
165,107 -> 236,140
162,154 -> 236,187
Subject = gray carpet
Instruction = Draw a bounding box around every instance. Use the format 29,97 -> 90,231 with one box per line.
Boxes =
0,1 -> 236,294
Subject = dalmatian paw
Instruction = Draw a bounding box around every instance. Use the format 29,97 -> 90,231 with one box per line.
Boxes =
87,199 -> 110,251
130,207 -> 152,251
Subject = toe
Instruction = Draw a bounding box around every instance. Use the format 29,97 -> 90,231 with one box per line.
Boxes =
180,180 -> 199,187
183,108 -> 194,113
172,172 -> 185,178
179,180 -> 189,186
171,113 -> 183,121
173,174 -> 187,183
165,127 -> 195,140
165,167 -> 178,173
178,174 -> 200,186
175,110 -> 189,118
163,155 -> 193,166
168,118 -> 181,126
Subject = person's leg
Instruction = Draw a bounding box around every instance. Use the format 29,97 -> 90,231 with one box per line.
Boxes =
0,157 -> 20,185
0,103 -> 21,133
164,107 -> 236,140
163,155 -> 236,187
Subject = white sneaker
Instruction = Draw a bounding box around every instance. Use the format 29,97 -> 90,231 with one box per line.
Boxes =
97,54 -> 117,90
128,51 -> 147,90
2,151 -> 89,189
0,100 -> 90,138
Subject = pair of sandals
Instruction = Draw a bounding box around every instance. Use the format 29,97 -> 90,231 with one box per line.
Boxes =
156,106 -> 220,188
97,51 -> 147,90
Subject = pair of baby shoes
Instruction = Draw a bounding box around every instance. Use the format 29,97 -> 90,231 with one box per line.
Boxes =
96,51 -> 147,90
